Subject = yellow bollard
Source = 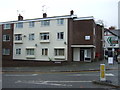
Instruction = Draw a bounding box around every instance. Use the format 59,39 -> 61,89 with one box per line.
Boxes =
100,64 -> 106,81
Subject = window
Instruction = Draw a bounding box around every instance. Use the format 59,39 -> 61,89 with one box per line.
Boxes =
85,36 -> 90,40
26,49 -> 35,55
4,24 -> 11,29
57,32 -> 64,40
3,35 -> 10,41
3,48 -> 10,55
29,21 -> 34,27
55,49 -> 64,56
16,22 -> 23,28
40,33 -> 49,40
57,19 -> 64,25
29,33 -> 34,40
42,48 -> 48,56
15,34 -> 22,41
16,48 -> 21,55
41,20 -> 50,26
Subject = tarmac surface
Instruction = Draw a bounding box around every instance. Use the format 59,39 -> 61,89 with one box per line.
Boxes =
2,59 -> 119,72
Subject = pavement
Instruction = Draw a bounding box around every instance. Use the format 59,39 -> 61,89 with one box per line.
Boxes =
2,59 -> 119,72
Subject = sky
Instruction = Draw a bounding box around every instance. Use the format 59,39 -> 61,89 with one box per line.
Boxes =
0,0 -> 119,28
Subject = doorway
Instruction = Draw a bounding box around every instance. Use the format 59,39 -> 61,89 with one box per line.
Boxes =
80,50 -> 84,61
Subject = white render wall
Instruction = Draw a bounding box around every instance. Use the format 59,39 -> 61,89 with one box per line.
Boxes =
118,1 -> 120,29
13,18 -> 68,61
0,25 -> 2,66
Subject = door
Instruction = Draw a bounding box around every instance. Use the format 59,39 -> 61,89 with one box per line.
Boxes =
80,50 -> 84,61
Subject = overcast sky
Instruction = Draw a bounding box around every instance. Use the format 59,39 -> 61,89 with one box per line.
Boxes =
0,0 -> 119,28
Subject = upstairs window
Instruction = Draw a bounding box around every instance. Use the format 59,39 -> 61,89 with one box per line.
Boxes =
3,48 -> 10,55
57,32 -> 64,40
15,34 -> 22,41
40,33 -> 49,40
3,35 -> 10,41
41,20 -> 50,26
57,19 -> 64,25
29,21 -> 34,27
29,33 -> 34,40
4,24 -> 11,30
16,22 -> 23,28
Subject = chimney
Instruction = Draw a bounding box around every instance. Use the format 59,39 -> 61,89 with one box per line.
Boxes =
18,14 -> 23,21
70,10 -> 74,15
43,13 -> 47,18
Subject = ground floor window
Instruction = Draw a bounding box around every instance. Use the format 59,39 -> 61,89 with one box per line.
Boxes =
55,49 -> 64,56
16,48 -> 21,55
26,49 -> 35,55
42,48 -> 48,56
3,48 -> 10,55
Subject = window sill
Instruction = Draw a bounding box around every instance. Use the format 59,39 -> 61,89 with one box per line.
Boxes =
14,41 -> 23,44
54,56 -> 65,59
40,40 -> 50,43
26,55 -> 35,59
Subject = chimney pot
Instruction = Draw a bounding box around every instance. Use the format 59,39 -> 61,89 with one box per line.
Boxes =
70,10 -> 74,15
43,13 -> 47,18
18,14 -> 23,21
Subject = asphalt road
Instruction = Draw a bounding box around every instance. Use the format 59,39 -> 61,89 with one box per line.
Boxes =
2,69 -> 118,88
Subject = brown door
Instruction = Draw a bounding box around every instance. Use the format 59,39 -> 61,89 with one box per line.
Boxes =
80,50 -> 84,61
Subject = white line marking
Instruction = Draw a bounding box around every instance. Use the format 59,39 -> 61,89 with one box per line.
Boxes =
70,73 -> 115,77
4,74 -> 38,77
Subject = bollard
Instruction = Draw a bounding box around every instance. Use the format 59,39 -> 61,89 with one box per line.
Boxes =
100,64 -> 106,81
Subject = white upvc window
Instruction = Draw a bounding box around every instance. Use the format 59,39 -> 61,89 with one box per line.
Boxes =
26,49 -> 35,55
3,48 -> 10,55
41,20 -> 50,26
57,32 -> 64,40
29,21 -> 34,27
15,34 -> 22,41
55,49 -> 65,56
16,48 -> 21,55
16,22 -> 23,28
40,33 -> 49,40
42,48 -> 48,56
29,33 -> 34,40
85,36 -> 90,40
4,24 -> 11,29
57,19 -> 64,25
3,34 -> 10,41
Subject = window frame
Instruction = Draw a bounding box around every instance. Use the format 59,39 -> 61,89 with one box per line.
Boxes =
2,48 -> 10,55
57,32 -> 64,40
57,19 -> 64,25
16,48 -> 21,55
16,22 -> 23,28
26,49 -> 35,55
4,24 -> 11,30
41,20 -> 50,26
29,33 -> 35,40
54,49 -> 65,56
29,21 -> 35,27
42,48 -> 48,56
15,34 -> 22,41
3,34 -> 10,41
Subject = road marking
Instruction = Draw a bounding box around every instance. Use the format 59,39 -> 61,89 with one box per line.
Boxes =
69,73 -> 115,77
4,74 -> 38,77
15,80 -> 92,87
105,73 -> 114,76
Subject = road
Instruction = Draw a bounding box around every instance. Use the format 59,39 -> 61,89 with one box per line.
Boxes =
2,69 -> 118,88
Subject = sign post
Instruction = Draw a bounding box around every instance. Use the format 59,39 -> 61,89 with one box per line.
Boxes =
100,64 -> 106,81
